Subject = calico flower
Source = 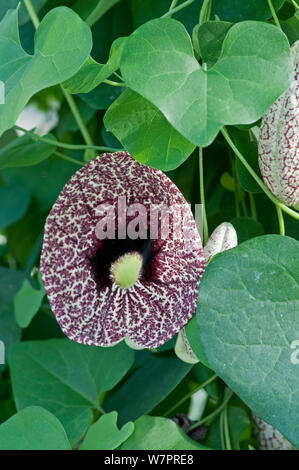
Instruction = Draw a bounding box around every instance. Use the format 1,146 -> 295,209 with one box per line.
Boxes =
175,222 -> 238,363
40,152 -> 206,349
259,40 -> 299,209
252,413 -> 293,450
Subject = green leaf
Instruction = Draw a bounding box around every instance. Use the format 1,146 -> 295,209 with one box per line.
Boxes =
9,339 -> 134,444
0,133 -> 56,169
230,217 -> 264,244
0,406 -> 71,450
0,7 -> 92,136
227,406 -> 251,450
80,411 -> 134,450
229,127 -> 262,193
0,268 -> 25,372
78,82 -> 123,110
121,19 -> 292,147
2,155 -> 77,212
210,0 -> 285,22
0,185 -> 30,231
193,21 -> 232,67
63,37 -> 127,94
131,0 -> 284,32
105,351 -> 192,425
104,89 -> 195,171
196,235 -> 299,448
14,278 -> 45,329
220,172 -> 235,192
73,0 -> 121,27
121,415 -> 209,450
185,316 -> 210,368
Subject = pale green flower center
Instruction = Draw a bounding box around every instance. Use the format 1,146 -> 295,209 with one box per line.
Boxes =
110,251 -> 143,289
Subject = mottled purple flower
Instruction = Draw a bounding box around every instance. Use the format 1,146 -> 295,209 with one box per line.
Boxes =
252,413 -> 293,450
40,152 -> 205,349
259,40 -> 299,209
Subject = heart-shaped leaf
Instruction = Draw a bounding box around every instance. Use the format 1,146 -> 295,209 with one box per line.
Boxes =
121,416 -> 209,450
193,21 -> 233,67
105,350 -> 192,426
14,277 -> 45,329
63,37 -> 127,94
0,133 -> 56,169
121,19 -> 292,147
196,235 -> 299,448
0,7 -> 92,136
104,89 -> 195,170
0,406 -> 71,450
9,339 -> 134,444
80,411 -> 134,450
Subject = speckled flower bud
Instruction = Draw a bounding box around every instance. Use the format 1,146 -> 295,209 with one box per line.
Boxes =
259,40 -> 299,209
175,223 -> 238,364
252,413 -> 293,450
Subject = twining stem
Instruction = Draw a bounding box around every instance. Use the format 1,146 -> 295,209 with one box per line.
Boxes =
23,0 -> 94,148
291,0 -> 299,10
23,0 -> 40,29
163,373 -> 218,418
222,405 -> 232,450
188,388 -> 234,431
199,147 -> 209,244
276,205 -> 285,236
199,0 -> 212,25
14,125 -> 120,153
54,150 -> 85,166
162,0 -> 196,18
267,0 -> 282,29
104,79 -> 126,87
60,87 -> 94,147
249,193 -> 258,221
221,127 -> 299,221
168,0 -> 179,15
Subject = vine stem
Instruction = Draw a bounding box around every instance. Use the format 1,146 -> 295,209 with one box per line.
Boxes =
188,388 -> 234,431
23,0 -> 39,28
23,0 -> 94,148
221,127 -> 299,221
199,147 -> 209,244
222,405 -> 232,450
163,373 -> 218,418
168,0 -> 179,16
104,79 -> 126,87
276,205 -> 285,235
199,0 -> 212,25
60,87 -> 94,147
162,0 -> 196,18
267,0 -> 282,29
54,150 -> 85,166
291,0 -> 299,10
14,125 -> 120,153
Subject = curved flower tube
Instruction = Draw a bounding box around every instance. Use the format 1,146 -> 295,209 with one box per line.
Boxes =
175,222 -> 238,364
40,152 -> 206,349
259,40 -> 299,209
252,413 -> 293,450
